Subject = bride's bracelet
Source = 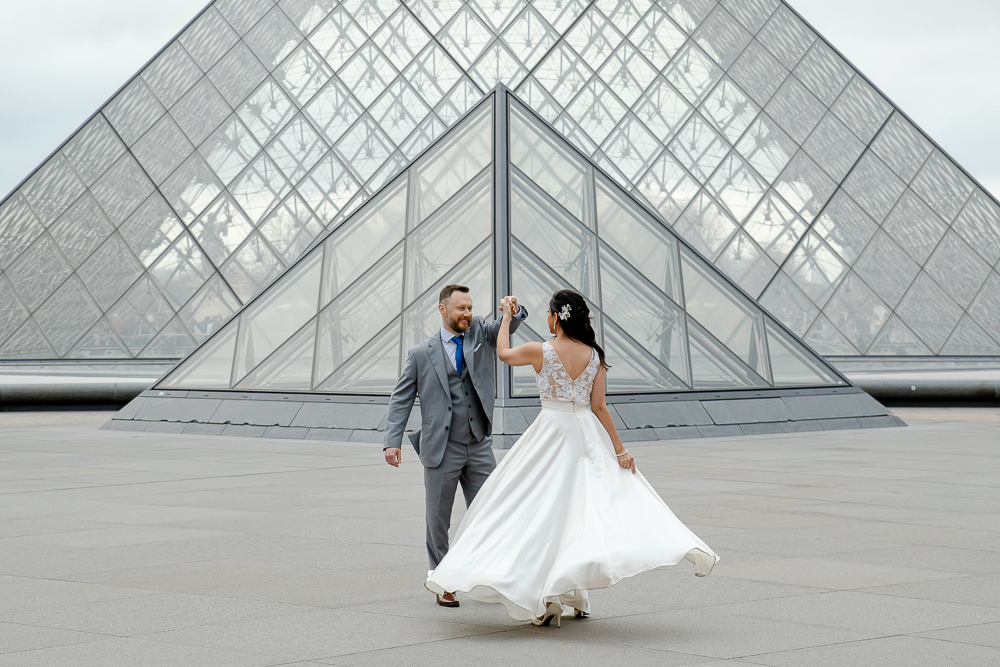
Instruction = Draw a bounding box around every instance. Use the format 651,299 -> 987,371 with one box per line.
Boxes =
616,449 -> 629,457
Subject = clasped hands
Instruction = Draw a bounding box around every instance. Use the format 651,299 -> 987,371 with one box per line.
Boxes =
498,295 -> 519,318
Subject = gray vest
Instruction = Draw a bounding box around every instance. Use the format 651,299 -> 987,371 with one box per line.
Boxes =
443,343 -> 488,444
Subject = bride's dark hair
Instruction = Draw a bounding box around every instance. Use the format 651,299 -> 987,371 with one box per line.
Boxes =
548,290 -> 609,369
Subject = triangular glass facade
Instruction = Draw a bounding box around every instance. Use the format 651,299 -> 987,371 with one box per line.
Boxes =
154,91 -> 845,397
1,0 -> 998,367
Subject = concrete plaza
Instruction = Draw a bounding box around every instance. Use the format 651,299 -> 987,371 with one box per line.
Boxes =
0,408 -> 998,665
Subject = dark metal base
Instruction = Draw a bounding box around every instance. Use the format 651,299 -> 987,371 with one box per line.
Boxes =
102,386 -> 903,445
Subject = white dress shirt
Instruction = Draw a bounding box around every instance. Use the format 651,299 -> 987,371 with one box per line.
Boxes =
440,306 -> 526,371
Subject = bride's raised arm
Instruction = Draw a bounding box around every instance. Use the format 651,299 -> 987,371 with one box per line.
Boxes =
497,298 -> 543,372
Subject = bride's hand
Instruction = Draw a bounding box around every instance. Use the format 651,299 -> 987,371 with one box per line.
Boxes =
499,297 -> 513,318
617,450 -> 636,474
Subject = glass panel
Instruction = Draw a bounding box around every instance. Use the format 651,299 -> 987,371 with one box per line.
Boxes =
119,194 -> 184,268
95,284 -> 163,358
179,273 -> 241,343
403,241 -> 492,351
831,76 -> 891,143
170,78 -> 232,147
766,321 -> 843,386
535,43 -> 593,107
401,113 -> 448,160
90,154 -> 155,225
743,190 -> 807,264
871,112 -> 933,184
299,152 -> 360,221
322,178 -> 407,305
512,171 -> 597,300
314,246 -> 403,385
511,323 -> 546,397
434,78 -> 482,126
315,319 -> 401,393
229,154 -> 292,223
630,4 -> 686,69
131,115 -> 196,185
189,193 -> 255,264
512,239 -> 593,349
804,313 -> 859,356
706,154 -> 768,223
49,193 -> 113,268
403,44 -> 463,109
793,40 -> 852,107
501,5 -> 559,70
552,113 -> 598,157
413,102 -> 492,222
736,115 -> 796,183
439,5 -> 494,68
721,0 -> 779,33
7,234 -> 72,311
220,233 -> 285,302
759,271 -> 818,336
867,315 -> 932,356
910,151 -> 975,223
633,78 -> 693,145
274,43 -> 334,107
715,231 -> 777,298
335,115 -> 395,184
668,114 -> 729,182
811,190 -> 876,264
565,5 -> 623,63
533,0 -> 588,32
595,178 -> 681,302
408,172 -> 492,303
672,191 -> 738,260
700,78 -> 759,145
823,272 -> 890,353
310,6 -> 366,70
803,114 -> 865,182
601,247 -> 690,383
34,276 -> 102,356
238,80 -> 297,145
596,42 -> 658,107
69,317 -> 131,359
267,116 -> 327,183
470,41 -> 529,91
339,43 -> 397,107
0,275 -> 28,347
259,193 -> 324,264
208,42 -> 268,107
953,191 -> 1000,266
0,318 -> 57,359
566,79 -> 629,146
693,5 -> 751,69
370,80 -> 431,146
682,250 -> 767,379
882,190 -> 948,264
842,152 -> 905,222
103,78 -> 165,146
179,6 -> 239,69
159,323 -> 238,389
281,0 -> 338,34
773,151 -> 835,223
895,272 -> 965,353
407,0 -> 463,32
923,232 -> 990,309
160,154 -> 224,224
634,150 -> 700,224
728,40 -> 787,106
783,232 -> 847,307
510,103 -> 589,223
663,42 -> 723,105
373,8 -> 431,70
199,116 -> 262,185
941,315 -> 1000,356
60,115 -> 125,187
341,0 -> 397,36
139,317 -> 197,359
853,231 -> 919,308
149,233 -> 214,309
661,0 -> 716,33
233,252 -> 322,383
603,317 -> 689,393
602,115 -> 661,182
244,7 -> 303,70
756,5 -> 814,68
21,154 -> 87,226
687,317 -> 763,389
77,234 -> 145,311
237,318 -> 317,389
216,0 -> 273,35
969,272 -> 1000,346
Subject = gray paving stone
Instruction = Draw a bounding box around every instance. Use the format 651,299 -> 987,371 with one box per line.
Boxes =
697,424 -> 743,437
703,398 -> 791,425
143,421 -> 187,433
781,419 -> 822,432
740,422 -> 786,436
819,417 -> 861,430
210,400 -> 303,427
262,426 -> 309,439
653,426 -> 703,440
751,634 -> 1000,666
221,424 -> 267,437
104,420 -> 149,432
614,401 -> 713,428
134,397 -> 222,423
290,403 -> 386,430
304,428 -> 353,441
182,423 -> 227,435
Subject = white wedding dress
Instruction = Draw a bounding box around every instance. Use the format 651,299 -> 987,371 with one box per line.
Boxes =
425,341 -> 719,621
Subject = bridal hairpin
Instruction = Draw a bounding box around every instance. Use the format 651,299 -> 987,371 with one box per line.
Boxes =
558,304 -> 571,321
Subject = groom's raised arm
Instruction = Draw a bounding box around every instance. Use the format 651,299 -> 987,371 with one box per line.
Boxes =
484,299 -> 526,348
384,350 -> 418,453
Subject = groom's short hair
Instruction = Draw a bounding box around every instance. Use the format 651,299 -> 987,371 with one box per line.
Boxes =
439,284 -> 469,305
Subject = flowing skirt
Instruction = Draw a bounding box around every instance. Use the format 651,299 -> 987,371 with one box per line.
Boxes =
425,400 -> 718,621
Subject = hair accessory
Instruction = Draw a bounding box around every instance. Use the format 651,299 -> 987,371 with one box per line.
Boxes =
558,304 -> 572,321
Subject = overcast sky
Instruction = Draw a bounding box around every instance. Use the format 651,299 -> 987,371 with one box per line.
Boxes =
1,0 -> 998,200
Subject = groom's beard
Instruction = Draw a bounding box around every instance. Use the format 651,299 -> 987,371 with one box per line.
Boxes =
449,315 -> 471,333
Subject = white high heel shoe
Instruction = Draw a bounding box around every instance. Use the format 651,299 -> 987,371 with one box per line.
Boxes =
531,601 -> 562,627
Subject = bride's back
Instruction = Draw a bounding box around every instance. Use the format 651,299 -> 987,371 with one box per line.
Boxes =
548,338 -> 596,380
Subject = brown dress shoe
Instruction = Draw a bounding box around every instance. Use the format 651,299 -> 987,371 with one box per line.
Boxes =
436,592 -> 460,607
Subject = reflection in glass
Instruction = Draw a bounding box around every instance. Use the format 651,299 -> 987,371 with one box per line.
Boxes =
159,324 -> 238,389
316,321 -> 401,393
238,319 -> 317,390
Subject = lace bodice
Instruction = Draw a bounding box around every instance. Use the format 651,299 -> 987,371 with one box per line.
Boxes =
536,341 -> 599,404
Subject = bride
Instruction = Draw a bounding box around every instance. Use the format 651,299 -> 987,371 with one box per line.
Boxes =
425,289 -> 718,626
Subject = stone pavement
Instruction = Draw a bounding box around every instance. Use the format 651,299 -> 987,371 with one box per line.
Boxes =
0,408 -> 998,665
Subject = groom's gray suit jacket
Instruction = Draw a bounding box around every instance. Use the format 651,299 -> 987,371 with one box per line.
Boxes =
383,314 -> 525,468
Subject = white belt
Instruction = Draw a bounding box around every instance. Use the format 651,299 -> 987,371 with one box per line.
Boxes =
540,399 -> 591,413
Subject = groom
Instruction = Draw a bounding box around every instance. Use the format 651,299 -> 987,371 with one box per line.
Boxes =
383,284 -> 525,607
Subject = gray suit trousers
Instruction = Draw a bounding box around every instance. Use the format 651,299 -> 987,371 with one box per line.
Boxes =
424,437 -> 496,571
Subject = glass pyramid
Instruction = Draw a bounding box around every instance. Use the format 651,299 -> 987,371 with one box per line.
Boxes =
153,90 -> 846,398
1,0 -> 997,368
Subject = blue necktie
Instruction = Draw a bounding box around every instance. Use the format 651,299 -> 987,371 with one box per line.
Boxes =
452,335 -> 464,375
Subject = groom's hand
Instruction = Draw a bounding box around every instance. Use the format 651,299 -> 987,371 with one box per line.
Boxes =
384,447 -> 401,467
